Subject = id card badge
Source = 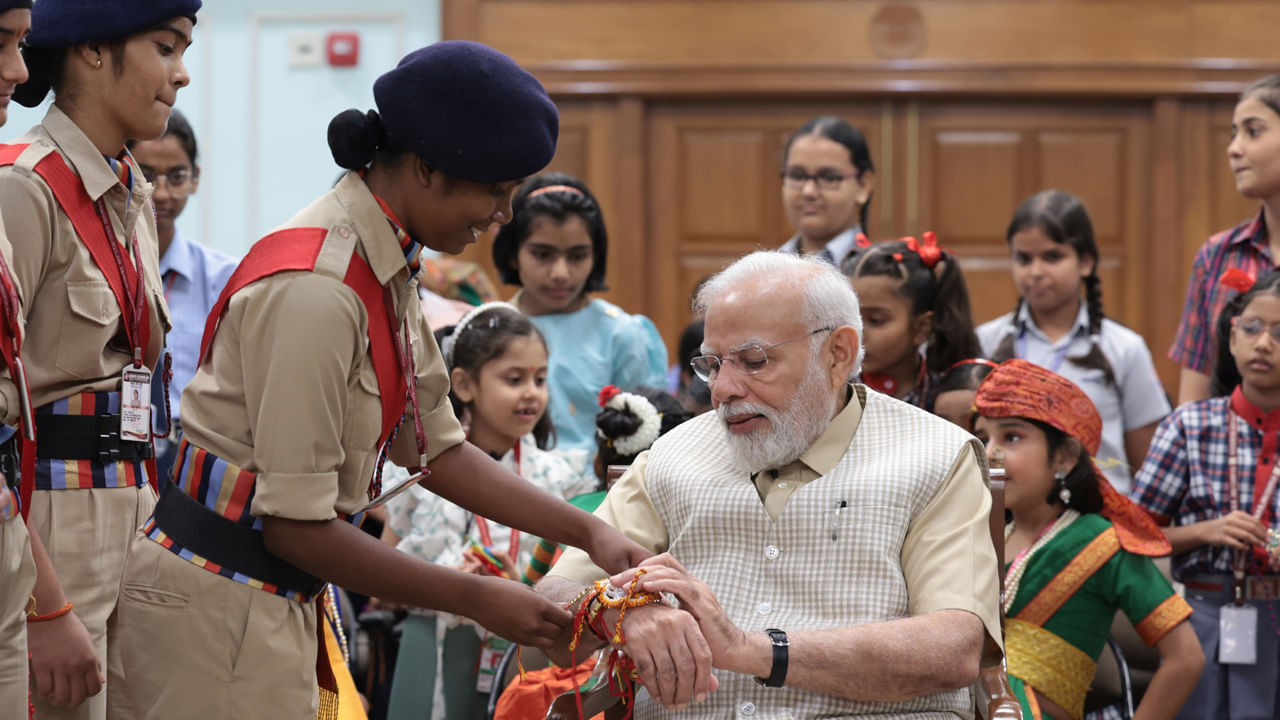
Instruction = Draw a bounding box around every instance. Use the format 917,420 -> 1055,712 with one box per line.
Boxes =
1219,603 -> 1258,665
120,366 -> 152,442
475,634 -> 511,693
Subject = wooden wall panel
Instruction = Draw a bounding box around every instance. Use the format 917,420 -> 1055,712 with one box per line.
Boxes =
916,104 -> 1149,339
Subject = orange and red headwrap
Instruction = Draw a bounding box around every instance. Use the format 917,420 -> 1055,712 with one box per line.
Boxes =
974,359 -> 1169,556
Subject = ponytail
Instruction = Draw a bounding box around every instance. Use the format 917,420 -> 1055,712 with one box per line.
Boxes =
842,237 -> 982,375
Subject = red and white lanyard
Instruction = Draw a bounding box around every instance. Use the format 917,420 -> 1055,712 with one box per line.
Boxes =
1228,411 -> 1280,601
472,441 -> 522,559
388,299 -> 428,469
93,199 -> 149,367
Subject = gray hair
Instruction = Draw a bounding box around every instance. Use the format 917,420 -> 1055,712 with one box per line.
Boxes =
693,251 -> 865,376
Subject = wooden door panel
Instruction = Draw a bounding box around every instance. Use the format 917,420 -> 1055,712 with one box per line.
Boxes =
916,104 -> 1150,338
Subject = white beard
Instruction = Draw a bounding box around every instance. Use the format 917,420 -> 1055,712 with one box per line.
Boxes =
717,353 -> 838,475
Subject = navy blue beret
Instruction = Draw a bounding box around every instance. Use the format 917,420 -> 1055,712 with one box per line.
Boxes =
15,0 -> 200,106
26,0 -> 199,48
372,41 -> 558,184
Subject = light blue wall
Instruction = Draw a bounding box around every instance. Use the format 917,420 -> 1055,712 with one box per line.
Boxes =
1,1 -> 441,257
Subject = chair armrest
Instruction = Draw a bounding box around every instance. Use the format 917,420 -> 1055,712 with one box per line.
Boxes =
979,665 -> 1023,720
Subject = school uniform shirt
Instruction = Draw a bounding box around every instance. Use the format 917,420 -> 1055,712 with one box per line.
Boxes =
977,303 -> 1171,493
156,229 -> 238,427
1170,210 -> 1278,375
521,297 -> 668,456
1131,388 -> 1280,581
0,104 -> 169,413
177,171 -> 464,527
778,225 -> 861,266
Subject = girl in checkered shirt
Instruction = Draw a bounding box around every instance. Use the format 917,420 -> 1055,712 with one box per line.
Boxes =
1131,270 -> 1280,719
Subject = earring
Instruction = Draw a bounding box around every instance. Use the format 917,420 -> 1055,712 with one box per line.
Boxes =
1055,470 -> 1071,505
95,59 -> 102,68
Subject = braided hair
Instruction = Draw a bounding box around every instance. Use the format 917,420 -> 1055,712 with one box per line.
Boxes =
991,190 -> 1115,385
841,237 -> 982,375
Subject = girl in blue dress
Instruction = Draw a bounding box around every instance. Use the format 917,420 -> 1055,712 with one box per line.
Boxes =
492,173 -> 668,458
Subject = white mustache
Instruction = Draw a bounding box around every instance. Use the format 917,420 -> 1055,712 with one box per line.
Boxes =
717,401 -> 775,425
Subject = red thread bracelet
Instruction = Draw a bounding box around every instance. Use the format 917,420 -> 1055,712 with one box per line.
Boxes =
27,601 -> 72,623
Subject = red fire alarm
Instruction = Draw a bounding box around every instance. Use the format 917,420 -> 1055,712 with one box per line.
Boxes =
326,32 -> 359,67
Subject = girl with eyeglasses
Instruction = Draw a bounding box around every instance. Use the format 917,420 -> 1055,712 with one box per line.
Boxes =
492,173 -> 668,461
1131,270 -> 1280,720
778,116 -> 876,265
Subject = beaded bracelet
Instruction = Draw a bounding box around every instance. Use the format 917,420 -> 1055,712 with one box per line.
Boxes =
28,601 -> 72,623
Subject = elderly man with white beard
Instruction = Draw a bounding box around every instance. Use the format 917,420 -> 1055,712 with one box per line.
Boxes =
536,251 -> 1002,719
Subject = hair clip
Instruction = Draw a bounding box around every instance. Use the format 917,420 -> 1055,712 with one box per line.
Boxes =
905,231 -> 945,269
1219,268 -> 1256,294
598,385 -> 622,407
855,232 -> 872,249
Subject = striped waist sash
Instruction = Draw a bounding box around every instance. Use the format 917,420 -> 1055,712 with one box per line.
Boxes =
147,438 -> 326,601
32,392 -> 150,490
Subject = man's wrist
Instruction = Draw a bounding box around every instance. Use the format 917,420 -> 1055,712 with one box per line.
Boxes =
724,630 -> 775,678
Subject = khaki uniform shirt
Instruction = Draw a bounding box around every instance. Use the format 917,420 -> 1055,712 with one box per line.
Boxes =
552,385 -> 1003,652
0,105 -> 169,419
180,171 -> 465,522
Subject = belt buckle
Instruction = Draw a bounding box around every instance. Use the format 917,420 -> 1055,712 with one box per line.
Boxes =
1246,576 -> 1280,601
96,414 -> 122,465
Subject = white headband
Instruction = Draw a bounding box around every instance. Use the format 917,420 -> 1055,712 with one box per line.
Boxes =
441,301 -> 521,369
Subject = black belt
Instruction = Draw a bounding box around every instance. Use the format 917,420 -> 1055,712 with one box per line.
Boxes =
151,480 -> 326,598
35,414 -> 154,464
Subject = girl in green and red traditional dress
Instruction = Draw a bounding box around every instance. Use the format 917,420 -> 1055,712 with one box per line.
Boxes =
973,359 -> 1203,720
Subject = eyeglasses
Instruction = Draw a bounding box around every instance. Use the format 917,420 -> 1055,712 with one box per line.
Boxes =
781,167 -> 859,192
690,327 -> 834,382
1233,316 -> 1280,343
140,166 -> 196,192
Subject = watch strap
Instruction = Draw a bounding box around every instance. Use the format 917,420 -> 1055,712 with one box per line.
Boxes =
756,628 -> 789,687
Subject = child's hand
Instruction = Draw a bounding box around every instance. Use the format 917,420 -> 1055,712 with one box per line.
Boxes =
1200,511 -> 1269,550
487,549 -> 519,581
469,577 -> 571,648
585,521 -> 652,574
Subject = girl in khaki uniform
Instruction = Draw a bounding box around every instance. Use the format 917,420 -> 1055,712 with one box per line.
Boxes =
111,42 -> 647,720
0,1 -> 201,718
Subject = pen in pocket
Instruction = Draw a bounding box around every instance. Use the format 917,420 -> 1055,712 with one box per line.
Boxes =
830,500 -> 847,542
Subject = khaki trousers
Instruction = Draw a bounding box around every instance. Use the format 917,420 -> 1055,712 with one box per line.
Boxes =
110,536 -> 319,720
0,505 -> 36,718
26,485 -> 156,720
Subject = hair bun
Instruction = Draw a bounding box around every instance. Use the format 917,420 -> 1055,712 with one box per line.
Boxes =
327,109 -> 382,169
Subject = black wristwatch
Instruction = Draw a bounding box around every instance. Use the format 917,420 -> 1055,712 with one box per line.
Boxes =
754,628 -> 789,687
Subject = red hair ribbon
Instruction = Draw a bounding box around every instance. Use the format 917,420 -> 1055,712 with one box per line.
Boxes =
905,231 -> 945,269
1219,268 -> 1256,294
855,232 -> 871,249
598,385 -> 622,408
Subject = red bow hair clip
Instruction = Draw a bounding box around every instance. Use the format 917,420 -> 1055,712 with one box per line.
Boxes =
905,231 -> 945,269
598,385 -> 622,408
1219,268 -> 1256,294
